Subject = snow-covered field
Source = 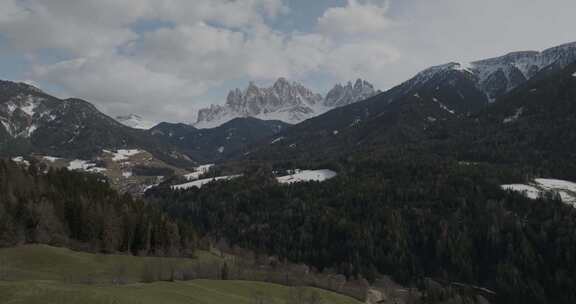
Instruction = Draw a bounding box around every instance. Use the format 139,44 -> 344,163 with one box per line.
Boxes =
172,175 -> 242,190
502,178 -> 576,206
276,169 -> 337,184
501,184 -> 541,199
68,159 -> 107,173
103,149 -> 144,162
11,156 -> 30,166
184,164 -> 215,181
42,156 -> 60,162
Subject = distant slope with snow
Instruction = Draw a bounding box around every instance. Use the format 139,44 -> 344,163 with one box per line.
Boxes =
502,178 -> 576,206
172,175 -> 243,190
115,114 -> 158,130
276,169 -> 337,184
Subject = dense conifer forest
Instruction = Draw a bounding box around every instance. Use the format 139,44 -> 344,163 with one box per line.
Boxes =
148,157 -> 576,304
0,160 -> 196,256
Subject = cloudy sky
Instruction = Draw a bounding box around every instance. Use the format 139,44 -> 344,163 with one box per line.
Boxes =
1,0 -> 575,123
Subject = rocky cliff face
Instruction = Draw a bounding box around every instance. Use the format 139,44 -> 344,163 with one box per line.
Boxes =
194,78 -> 376,128
324,79 -> 376,108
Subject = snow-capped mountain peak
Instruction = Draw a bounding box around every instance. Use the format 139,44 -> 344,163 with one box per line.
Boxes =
403,42 -> 576,102
194,78 -> 376,128
0,81 -> 60,138
115,114 -> 158,130
324,79 -> 376,108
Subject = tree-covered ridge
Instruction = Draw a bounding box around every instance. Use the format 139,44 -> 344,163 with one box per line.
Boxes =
0,160 -> 196,257
150,158 -> 576,304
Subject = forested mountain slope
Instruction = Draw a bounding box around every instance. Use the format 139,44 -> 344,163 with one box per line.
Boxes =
0,160 -> 196,256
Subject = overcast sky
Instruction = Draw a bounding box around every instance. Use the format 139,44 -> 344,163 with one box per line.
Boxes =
1,0 -> 575,123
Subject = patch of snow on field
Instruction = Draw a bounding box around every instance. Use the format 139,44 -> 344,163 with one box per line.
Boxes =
68,160 -> 106,173
501,178 -> 576,206
276,169 -> 337,184
572,72 -> 576,77
68,160 -> 94,170
534,178 -> 576,205
43,156 -> 60,162
172,175 -> 242,190
11,156 -> 30,166
536,179 -> 576,192
104,149 -> 144,161
184,164 -> 215,181
122,171 -> 133,178
501,184 -> 541,199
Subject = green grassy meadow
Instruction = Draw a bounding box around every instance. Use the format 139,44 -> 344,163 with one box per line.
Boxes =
0,245 -> 361,304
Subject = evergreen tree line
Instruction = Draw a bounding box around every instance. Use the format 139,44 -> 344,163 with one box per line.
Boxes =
0,160 -> 197,256
149,157 -> 576,304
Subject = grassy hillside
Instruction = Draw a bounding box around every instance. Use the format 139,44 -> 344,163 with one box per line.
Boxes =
0,245 -> 361,304
0,245 -> 220,283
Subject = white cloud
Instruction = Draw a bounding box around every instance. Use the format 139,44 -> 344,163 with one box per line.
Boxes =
318,0 -> 392,37
326,41 -> 400,81
0,0 -> 405,122
148,0 -> 287,28
32,55 -> 206,123
0,0 -> 145,56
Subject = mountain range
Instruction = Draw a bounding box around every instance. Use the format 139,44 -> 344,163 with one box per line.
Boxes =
2,39 -> 576,304
245,42 -> 576,163
194,78 -> 376,128
0,81 -> 195,168
1,41 -> 576,176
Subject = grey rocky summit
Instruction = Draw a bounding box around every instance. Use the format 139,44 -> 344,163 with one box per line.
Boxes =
324,79 -> 376,108
195,78 -> 377,128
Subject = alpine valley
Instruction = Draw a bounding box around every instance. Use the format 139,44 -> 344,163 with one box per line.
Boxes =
3,41 -> 576,304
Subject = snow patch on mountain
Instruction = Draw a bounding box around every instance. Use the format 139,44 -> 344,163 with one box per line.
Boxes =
504,108 -> 524,124
271,137 -> 284,144
408,42 -> 576,102
0,91 -> 53,138
115,114 -> 157,130
433,97 -> 455,114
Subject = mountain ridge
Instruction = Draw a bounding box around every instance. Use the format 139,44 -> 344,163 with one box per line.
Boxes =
194,78 -> 377,128
241,41 -> 576,163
